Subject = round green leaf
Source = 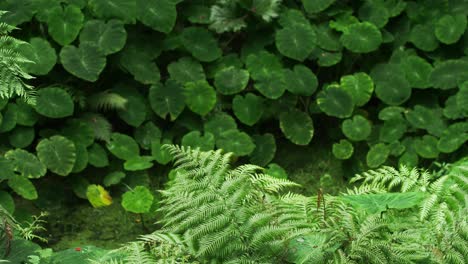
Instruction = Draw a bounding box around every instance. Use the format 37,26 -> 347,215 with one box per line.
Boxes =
265,163 -> 288,179
332,139 -> 354,160
317,85 -> 354,118
401,55 -> 433,89
120,45 -> 160,84
137,0 -> 177,33
414,135 -> 439,159
379,119 -> 407,143
429,59 -> 468,89
216,130 -> 255,156
276,24 -> 316,61
399,150 -> 419,167
8,175 -> 37,200
0,103 -> 17,133
149,80 -> 185,120
378,106 -> 405,121
246,51 -> 283,80
435,14 -> 467,45
121,186 -> 154,214
342,115 -> 372,141
232,93 -> 264,126
151,139 -> 173,165
315,49 -> 342,67
214,67 -> 250,95
103,171 -> 126,187
437,122 -> 468,153
88,143 -> 109,168
340,22 -> 382,53
302,0 -> 335,13
106,133 -> 140,160
8,126 -> 34,148
168,57 -> 205,85
204,112 -> 237,139
254,70 -> 287,99
249,133 -> 276,167
280,109 -> 314,145
61,119 -> 95,147
366,143 -> 390,168
86,184 -> 112,208
181,131 -> 215,151
35,87 -> 74,118
371,63 -> 411,105
36,135 -> 76,176
184,80 -> 217,116
286,65 -> 318,96
405,105 -> 446,136
0,191 -> 15,214
358,1 -> 389,28
409,24 -> 439,51
47,5 -> 84,45
181,27 -> 221,62
115,87 -> 147,127
72,143 -> 88,173
124,156 -> 154,171
19,37 -> 56,75
79,19 -> 127,55
15,100 -> 38,126
60,43 -> 107,82
340,72 -> 374,106
5,149 -> 46,179
315,22 -> 342,51
89,0 -> 136,23
134,122 -> 162,150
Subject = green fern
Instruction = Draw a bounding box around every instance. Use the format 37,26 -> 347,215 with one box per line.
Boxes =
86,90 -> 128,111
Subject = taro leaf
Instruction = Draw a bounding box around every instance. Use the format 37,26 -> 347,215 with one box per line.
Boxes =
315,22 -> 342,51
114,87 -> 147,127
204,112 -> 237,138
340,72 -> 374,106
216,130 -> 255,156
367,143 -> 390,168
278,9 -> 310,28
399,150 -> 419,168
120,44 -> 160,85
342,115 -> 372,141
340,22 -> 382,53
103,171 -> 126,187
379,106 -> 405,120
0,104 -> 17,133
79,19 -> 127,55
121,186 -> 154,213
232,93 -> 264,126
443,95 -> 464,119
88,0 -> 137,23
88,143 -> 109,168
184,80 -> 217,116
379,119 -> 407,143
134,121 -> 162,150
388,141 -> 406,157
137,0 -> 177,33
409,24 -> 439,52
316,49 -> 342,67
36,135 -> 76,176
456,81 -> 468,115
401,55 -> 433,89
34,87 -> 74,118
246,51 -> 282,80
317,85 -> 354,118
371,63 -> 411,105
106,133 -> 139,160
8,175 -> 37,200
168,57 -> 205,85
9,126 -> 35,148
181,131 -> 215,151
214,67 -> 250,95
249,133 -> 276,166
435,14 -> 467,45
61,119 -> 95,147
332,139 -> 354,160
0,191 -> 14,214
71,143 -> 88,173
405,105 -> 446,136
181,27 -> 221,62
414,135 -> 439,159
437,122 -> 468,153
330,14 -> 360,32
358,1 -> 389,28
207,53 -> 243,78
279,109 -> 314,145
86,184 -> 112,208
0,0 -> 35,26
254,70 -> 287,99
60,43 -> 106,82
302,0 -> 335,13
276,24 -> 316,61
266,163 -> 288,179
149,80 -> 185,120
152,139 -> 173,165
15,100 -> 38,126
19,38 -> 56,75
429,59 -> 468,89
341,192 -> 425,214
5,149 -> 46,179
47,5 -> 84,46
286,65 -> 318,96
124,156 -> 154,171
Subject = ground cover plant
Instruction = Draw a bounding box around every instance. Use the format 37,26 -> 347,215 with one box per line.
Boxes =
0,0 -> 467,263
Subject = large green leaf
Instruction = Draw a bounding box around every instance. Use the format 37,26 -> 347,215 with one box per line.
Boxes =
34,87 -> 74,118
181,131 -> 215,151
429,59 -> 468,89
340,72 -> 374,106
89,0 -> 137,23
121,186 -> 154,213
301,0 -> 335,13
8,175 -> 37,200
340,22 -> 382,53
134,122 -> 162,150
409,24 -> 439,51
405,105 -> 446,136
414,135 -> 439,159
276,24 -> 316,61
358,1 -> 390,28
317,85 -> 354,118
246,51 -> 282,80
149,80 -> 185,120
254,70 -> 287,99
152,138 -> 173,165
435,14 -> 467,44
286,65 -> 318,96
19,37 -> 56,75
124,156 -> 154,171
366,143 -> 390,168
61,119 -> 95,147
342,115 -> 372,141
137,0 -> 177,33
379,119 -> 407,143
184,80 -> 216,116
5,149 -> 46,179
79,19 -> 127,55
106,133 -> 140,160
214,67 -> 249,95
8,126 -> 35,148
88,143 -> 109,168
60,43 -> 107,82
181,27 -> 221,62
168,57 -> 205,85
371,63 -> 411,105
437,122 -> 468,153
114,86 -> 147,127
36,135 -> 76,176
204,112 -> 237,139
401,55 -> 433,89
47,5 -> 84,45
15,100 -> 39,126
332,139 -> 354,160
249,133 -> 276,166
216,130 -> 255,156
72,143 -> 88,173
280,109 -> 314,145
120,45 -> 160,85
341,192 -> 425,214
232,93 -> 264,126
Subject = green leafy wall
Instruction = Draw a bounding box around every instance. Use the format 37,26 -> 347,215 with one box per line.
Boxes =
0,0 -> 467,210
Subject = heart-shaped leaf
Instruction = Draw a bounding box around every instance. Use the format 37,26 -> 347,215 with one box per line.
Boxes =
340,22 -> 382,53
124,156 -> 154,171
86,184 -> 112,208
371,63 -> 411,105
181,131 -> 215,151
414,135 -> 439,159
232,93 -> 264,126
89,0 -> 137,23
254,70 -> 287,99
134,122 -> 162,150
19,37 -> 56,75
246,51 -> 282,80
435,14 -> 467,45
340,72 -> 373,106
36,135 -> 76,176
79,19 -> 127,55
429,59 -> 468,89
317,85 -> 354,118
121,186 -> 154,213
47,5 -> 84,45
214,67 -> 250,95
137,0 -> 177,33
276,24 -> 316,61
401,55 -> 433,89
204,112 -> 237,139
60,43 -> 106,82
181,27 -> 221,62
184,80 -> 217,116
216,130 -> 255,156
409,24 -> 439,51
149,80 -> 185,120
286,65 -> 318,96
342,115 -> 372,141
280,109 -> 314,145
367,143 -> 390,168
168,57 -> 205,85
88,143 -> 109,168
106,133 -> 140,160
333,139 -> 354,160
103,171 -> 126,187
5,149 -> 46,179
249,133 -> 276,166
34,87 -> 74,118
8,126 -> 35,148
437,123 -> 467,153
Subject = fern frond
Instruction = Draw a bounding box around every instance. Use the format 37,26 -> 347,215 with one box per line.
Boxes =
81,113 -> 112,142
87,90 -> 128,111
